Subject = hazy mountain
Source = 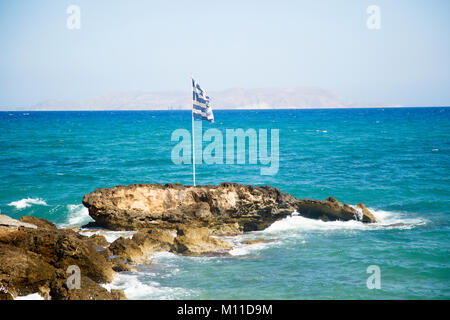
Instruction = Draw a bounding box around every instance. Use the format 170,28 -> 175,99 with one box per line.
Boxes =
27,87 -> 394,110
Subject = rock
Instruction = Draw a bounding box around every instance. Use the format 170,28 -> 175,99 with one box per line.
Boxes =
108,228 -> 176,264
82,183 -> 377,232
210,222 -> 243,236
107,224 -> 233,259
132,228 -> 175,252
0,215 -> 128,300
49,276 -> 126,300
0,214 -> 37,229
296,197 -> 377,222
89,234 -> 109,248
82,183 -> 296,231
110,289 -> 127,300
109,237 -> 147,264
112,261 -> 136,272
0,244 -> 56,298
0,219 -> 124,300
241,238 -> 272,245
64,226 -> 81,232
0,227 -> 114,283
0,291 -> 13,300
356,203 -> 378,223
174,226 -> 232,256
18,216 -> 57,230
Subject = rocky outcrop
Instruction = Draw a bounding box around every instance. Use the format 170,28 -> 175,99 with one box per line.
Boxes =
0,216 -> 125,300
296,197 -> 367,222
0,244 -> 55,298
82,183 -> 377,232
1,183 -> 379,300
108,225 -> 232,261
174,226 -> 232,256
82,183 -> 297,231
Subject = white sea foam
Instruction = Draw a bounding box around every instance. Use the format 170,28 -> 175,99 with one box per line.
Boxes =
14,293 -> 44,300
85,207 -> 427,298
79,229 -> 136,243
350,205 -> 364,221
365,208 -> 427,230
57,204 -> 93,228
60,206 -> 137,243
262,208 -> 427,233
8,198 -> 48,209
102,272 -> 192,300
228,207 -> 427,256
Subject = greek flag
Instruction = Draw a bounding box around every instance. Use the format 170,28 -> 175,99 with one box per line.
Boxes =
192,78 -> 214,123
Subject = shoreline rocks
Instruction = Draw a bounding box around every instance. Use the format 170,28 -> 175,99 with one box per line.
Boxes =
1,183 -> 379,300
0,216 -> 126,300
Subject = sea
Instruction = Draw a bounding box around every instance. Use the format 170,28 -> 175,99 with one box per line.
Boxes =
0,108 -> 449,299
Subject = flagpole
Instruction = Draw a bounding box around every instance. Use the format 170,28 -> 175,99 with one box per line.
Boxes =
192,112 -> 196,187
191,76 -> 196,187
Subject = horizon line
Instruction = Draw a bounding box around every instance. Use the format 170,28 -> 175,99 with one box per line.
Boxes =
1,105 -> 449,112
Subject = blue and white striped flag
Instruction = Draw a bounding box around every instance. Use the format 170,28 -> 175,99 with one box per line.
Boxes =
192,78 -> 214,123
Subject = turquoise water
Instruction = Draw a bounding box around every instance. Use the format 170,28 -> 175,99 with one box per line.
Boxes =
1,108 -> 449,299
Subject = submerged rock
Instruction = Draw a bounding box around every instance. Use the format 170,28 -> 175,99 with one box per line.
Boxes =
241,238 -> 272,245
82,183 -> 378,231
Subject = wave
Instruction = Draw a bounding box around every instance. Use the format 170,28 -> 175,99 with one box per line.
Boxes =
100,251 -> 195,299
57,204 -> 93,228
228,208 -> 427,256
102,271 -> 193,300
8,198 -> 48,209
365,208 -> 428,229
263,207 -> 427,233
99,208 -> 427,299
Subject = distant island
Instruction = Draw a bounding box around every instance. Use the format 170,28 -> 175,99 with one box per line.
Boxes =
3,87 -> 401,111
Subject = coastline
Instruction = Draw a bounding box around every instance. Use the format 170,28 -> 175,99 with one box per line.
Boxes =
0,183 -> 378,300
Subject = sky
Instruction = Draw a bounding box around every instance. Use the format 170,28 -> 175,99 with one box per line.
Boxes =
0,0 -> 449,107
